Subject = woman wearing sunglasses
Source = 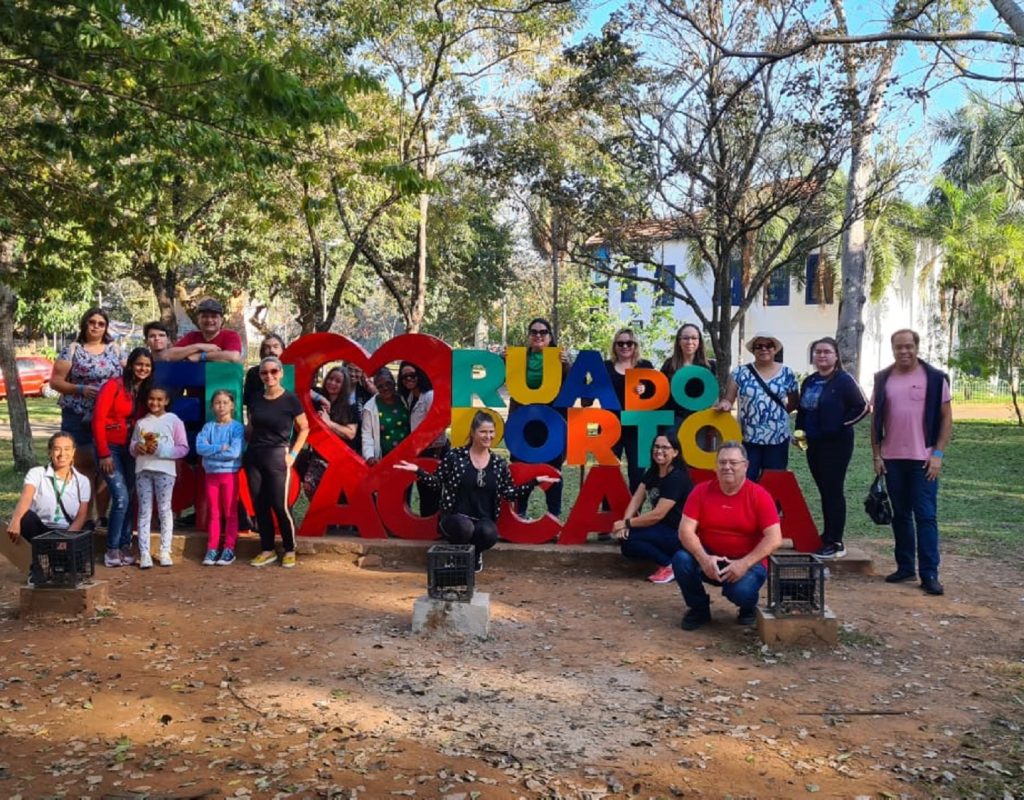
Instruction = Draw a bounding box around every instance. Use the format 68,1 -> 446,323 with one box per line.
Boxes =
246,356 -> 309,569
715,332 -> 798,481
605,327 -> 654,492
505,317 -> 570,517
395,411 -> 560,572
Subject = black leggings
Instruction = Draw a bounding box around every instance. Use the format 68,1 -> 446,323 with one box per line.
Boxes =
245,448 -> 295,552
438,514 -> 498,554
806,434 -> 855,546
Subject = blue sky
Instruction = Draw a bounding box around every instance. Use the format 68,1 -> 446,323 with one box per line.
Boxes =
572,0 -> 1011,200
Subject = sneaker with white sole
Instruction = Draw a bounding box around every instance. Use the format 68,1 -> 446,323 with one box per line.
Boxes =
158,551 -> 173,567
250,551 -> 277,567
816,542 -> 846,559
647,564 -> 675,584
202,549 -> 218,566
216,549 -> 236,566
119,548 -> 135,566
281,551 -> 297,568
139,552 -> 153,569
104,549 -> 123,568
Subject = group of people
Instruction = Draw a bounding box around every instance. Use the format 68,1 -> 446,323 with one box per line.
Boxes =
608,326 -> 951,634
5,309 -> 951,617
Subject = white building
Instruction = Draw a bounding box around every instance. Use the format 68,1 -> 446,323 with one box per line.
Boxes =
601,236 -> 948,389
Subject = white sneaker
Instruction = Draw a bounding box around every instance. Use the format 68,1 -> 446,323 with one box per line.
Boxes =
158,551 -> 173,567
104,549 -> 122,568
139,553 -> 153,569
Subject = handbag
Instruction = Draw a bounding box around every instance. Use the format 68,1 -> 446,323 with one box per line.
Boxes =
864,475 -> 893,525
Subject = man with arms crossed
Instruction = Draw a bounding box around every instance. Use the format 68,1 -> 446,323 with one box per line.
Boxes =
672,441 -> 782,630
871,329 -> 952,596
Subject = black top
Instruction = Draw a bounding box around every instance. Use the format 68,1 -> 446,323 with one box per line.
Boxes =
418,446 -> 535,521
247,391 -> 303,449
640,463 -> 692,531
604,358 -> 654,410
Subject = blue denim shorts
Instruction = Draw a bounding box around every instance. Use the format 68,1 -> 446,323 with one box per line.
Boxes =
60,408 -> 94,448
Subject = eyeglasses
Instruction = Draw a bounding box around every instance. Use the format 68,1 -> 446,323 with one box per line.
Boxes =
400,373 -> 418,381
717,459 -> 747,467
476,468 -> 487,488
813,349 -> 836,356
652,444 -> 675,452
259,368 -> 281,376
678,335 -> 699,341
615,341 -> 636,348
753,343 -> 775,350
87,319 -> 107,327
529,328 -> 550,336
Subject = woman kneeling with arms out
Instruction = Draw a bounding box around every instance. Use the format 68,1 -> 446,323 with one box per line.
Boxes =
4,432 -> 93,583
612,431 -> 693,584
395,410 -> 560,572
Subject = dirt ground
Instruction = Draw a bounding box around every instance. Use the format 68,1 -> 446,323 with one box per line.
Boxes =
1,540 -> 1022,800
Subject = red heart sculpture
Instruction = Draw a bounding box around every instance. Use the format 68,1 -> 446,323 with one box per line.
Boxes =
282,332 -> 452,537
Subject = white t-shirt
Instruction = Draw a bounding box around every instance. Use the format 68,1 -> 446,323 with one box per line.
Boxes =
24,465 -> 91,529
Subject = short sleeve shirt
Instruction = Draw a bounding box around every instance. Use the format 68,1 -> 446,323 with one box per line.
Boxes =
247,391 -> 303,449
682,479 -> 779,561
57,342 -> 122,419
732,364 -> 798,445
641,464 -> 692,531
880,366 -> 951,460
24,465 -> 91,528
175,328 -> 243,353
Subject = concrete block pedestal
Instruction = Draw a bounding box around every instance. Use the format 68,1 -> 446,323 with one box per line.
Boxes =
19,580 -> 110,618
412,592 -> 490,638
757,606 -> 838,647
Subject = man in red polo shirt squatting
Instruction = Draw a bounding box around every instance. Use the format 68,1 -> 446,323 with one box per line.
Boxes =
671,440 -> 783,631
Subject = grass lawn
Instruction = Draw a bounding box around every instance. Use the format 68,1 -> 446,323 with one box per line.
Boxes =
2,400 -> 1021,564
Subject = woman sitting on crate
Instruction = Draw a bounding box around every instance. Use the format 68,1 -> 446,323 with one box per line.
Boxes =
394,410 -> 560,573
3,432 -> 95,583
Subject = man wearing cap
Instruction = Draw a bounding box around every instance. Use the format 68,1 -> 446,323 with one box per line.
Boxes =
165,298 -> 242,364
871,329 -> 952,596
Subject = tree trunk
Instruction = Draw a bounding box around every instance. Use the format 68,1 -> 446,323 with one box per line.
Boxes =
0,279 -> 37,472
990,0 -> 1024,37
137,251 -> 178,338
408,191 -> 429,334
834,41 -> 897,380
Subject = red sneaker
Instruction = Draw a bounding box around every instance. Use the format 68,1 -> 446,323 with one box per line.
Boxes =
647,565 -> 675,584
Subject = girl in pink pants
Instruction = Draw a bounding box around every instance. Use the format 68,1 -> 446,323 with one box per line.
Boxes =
196,390 -> 245,565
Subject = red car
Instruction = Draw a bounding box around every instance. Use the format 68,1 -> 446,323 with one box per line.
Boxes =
0,356 -> 55,399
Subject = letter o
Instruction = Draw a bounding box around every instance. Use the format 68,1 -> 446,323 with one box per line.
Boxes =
505,405 -> 567,463
671,366 -> 718,411
678,409 -> 742,470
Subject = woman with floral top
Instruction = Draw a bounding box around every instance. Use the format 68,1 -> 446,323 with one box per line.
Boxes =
50,307 -> 123,511
395,411 -> 560,572
715,332 -> 798,482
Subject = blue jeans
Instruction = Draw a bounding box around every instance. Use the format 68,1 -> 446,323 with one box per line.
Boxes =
672,549 -> 767,611
101,445 -> 135,551
883,459 -> 940,579
744,441 -> 789,482
620,522 -> 682,567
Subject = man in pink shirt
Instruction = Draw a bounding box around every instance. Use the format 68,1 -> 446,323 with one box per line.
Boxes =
672,441 -> 782,631
165,298 -> 242,364
870,329 -> 953,596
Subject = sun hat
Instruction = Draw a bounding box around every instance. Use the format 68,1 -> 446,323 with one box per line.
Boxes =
745,332 -> 783,353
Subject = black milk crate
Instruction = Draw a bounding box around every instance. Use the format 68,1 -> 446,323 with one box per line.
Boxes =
767,553 -> 825,615
426,544 -> 475,602
31,530 -> 95,587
